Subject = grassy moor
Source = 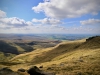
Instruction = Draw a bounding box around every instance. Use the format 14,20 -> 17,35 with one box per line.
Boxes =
0,34 -> 100,75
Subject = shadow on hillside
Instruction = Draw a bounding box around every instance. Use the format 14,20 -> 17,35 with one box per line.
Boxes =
0,40 -> 19,54
15,43 -> 34,52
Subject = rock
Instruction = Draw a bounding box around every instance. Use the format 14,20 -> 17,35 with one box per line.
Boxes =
27,66 -> 45,75
47,67 -> 53,70
0,67 -> 20,75
17,68 -> 26,72
86,36 -> 99,42
77,59 -> 84,62
39,65 -> 43,68
0,67 -> 12,72
27,66 -> 56,75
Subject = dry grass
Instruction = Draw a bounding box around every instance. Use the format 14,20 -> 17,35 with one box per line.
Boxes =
9,43 -> 26,53
11,41 -> 83,64
1,37 -> 100,75
10,47 -> 54,63
36,49 -> 100,75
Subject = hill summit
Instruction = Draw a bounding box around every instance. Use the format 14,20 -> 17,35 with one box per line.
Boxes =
79,36 -> 100,49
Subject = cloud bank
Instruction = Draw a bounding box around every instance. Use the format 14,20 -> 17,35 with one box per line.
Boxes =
0,10 -> 66,33
80,19 -> 100,25
0,0 -> 100,34
0,10 -> 33,29
32,18 -> 62,25
32,0 -> 100,19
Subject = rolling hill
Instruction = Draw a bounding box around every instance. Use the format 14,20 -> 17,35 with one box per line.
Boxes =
11,36 -> 100,63
0,36 -> 100,75
0,40 -> 34,54
7,36 -> 100,75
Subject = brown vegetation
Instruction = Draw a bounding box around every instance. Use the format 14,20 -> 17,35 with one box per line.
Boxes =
0,36 -> 100,75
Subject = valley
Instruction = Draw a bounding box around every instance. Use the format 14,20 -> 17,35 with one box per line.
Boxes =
0,34 -> 100,75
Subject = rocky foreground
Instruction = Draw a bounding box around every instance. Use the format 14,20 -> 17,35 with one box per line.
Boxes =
0,66 -> 55,75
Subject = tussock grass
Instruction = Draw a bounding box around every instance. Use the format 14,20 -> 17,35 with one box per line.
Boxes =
39,49 -> 100,75
6,36 -> 100,75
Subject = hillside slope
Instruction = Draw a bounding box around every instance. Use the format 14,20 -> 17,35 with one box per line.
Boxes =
78,36 -> 100,49
0,40 -> 34,54
11,36 -> 100,63
7,36 -> 100,75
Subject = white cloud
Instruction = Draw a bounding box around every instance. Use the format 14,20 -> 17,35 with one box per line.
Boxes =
32,0 -> 100,19
0,10 -> 63,33
0,10 -> 6,18
26,21 -> 33,26
32,18 -> 62,25
80,19 -> 100,25
0,17 -> 32,28
0,10 -> 34,29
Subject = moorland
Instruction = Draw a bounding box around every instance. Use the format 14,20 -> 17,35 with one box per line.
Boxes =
0,34 -> 100,75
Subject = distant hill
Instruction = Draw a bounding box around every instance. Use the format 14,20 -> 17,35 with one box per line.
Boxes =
0,40 -> 34,54
11,36 -> 100,64
0,40 -> 19,54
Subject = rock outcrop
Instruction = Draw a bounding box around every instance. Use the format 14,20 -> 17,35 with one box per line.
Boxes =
0,67 -> 20,75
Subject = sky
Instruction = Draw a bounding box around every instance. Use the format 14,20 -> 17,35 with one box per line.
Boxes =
0,0 -> 100,34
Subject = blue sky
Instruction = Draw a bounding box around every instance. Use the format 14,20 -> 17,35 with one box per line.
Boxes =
0,0 -> 100,34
